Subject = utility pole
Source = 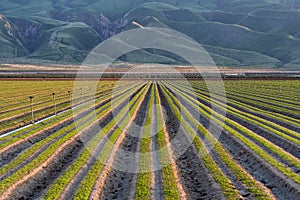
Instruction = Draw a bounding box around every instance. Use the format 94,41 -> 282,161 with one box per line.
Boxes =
52,93 -> 57,115
223,66 -> 226,79
89,87 -> 92,99
80,88 -> 83,104
29,96 -> 34,124
68,90 -> 72,107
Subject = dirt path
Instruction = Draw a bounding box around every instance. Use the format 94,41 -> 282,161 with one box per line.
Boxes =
150,91 -> 164,200
57,90 -> 143,199
0,83 -> 145,167
89,84 -> 151,199
194,91 -> 300,158
98,85 -> 151,200
169,83 -> 300,164
169,84 -> 300,199
0,85 -> 126,135
0,84 -> 146,199
0,96 -> 112,167
157,84 -> 225,200
187,84 -> 300,132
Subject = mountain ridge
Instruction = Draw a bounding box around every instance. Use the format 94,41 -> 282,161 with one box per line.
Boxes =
0,0 -> 300,69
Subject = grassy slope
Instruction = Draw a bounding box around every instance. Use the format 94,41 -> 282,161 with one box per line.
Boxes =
0,0 -> 299,69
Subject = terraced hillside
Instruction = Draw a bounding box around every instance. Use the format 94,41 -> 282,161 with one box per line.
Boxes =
0,80 -> 299,199
1,0 -> 300,69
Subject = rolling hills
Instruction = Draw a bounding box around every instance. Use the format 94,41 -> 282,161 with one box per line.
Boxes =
0,0 -> 300,69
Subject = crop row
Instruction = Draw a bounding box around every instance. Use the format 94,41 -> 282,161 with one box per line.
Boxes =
189,81 -> 300,126
190,81 -> 300,119
0,81 -> 147,199
0,81 -> 132,134
168,82 -> 300,151
0,80 -> 299,199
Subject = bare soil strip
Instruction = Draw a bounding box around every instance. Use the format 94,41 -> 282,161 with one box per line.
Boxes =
226,93 -> 299,119
0,83 -> 135,135
0,127 -> 72,181
150,88 -> 164,200
228,103 -> 300,133
0,83 -> 144,166
157,84 -> 225,200
0,82 -> 140,141
188,84 -> 300,131
57,87 -> 146,199
170,94 -> 274,199
188,90 -> 300,166
0,80 -> 298,199
0,97 -> 110,166
170,83 -> 300,161
89,84 -> 151,199
181,82 -> 300,133
157,86 -> 187,200
193,92 -> 300,172
0,84 -> 146,199
150,135 -> 165,200
195,93 -> 300,157
98,84 -> 150,199
228,113 -> 300,157
168,84 -> 300,199
0,97 -> 119,199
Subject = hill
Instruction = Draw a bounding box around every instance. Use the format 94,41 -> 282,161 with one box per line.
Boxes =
0,0 -> 300,69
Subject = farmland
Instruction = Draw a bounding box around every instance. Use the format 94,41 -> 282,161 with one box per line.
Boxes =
0,79 -> 299,199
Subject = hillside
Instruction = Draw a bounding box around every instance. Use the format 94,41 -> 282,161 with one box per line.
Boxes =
0,0 -> 300,69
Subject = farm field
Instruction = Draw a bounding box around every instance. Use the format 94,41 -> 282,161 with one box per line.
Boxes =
0,81 -> 117,134
0,79 -> 299,199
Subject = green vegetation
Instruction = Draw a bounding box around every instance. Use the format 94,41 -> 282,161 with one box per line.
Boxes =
159,84 -> 244,199
160,82 -> 287,199
0,0 -> 299,68
189,81 -> 300,125
73,83 -> 151,199
44,83 -> 147,200
134,84 -> 154,199
155,85 -> 181,200
167,81 -> 300,185
0,81 -> 119,133
0,80 -> 299,199
171,81 -> 300,141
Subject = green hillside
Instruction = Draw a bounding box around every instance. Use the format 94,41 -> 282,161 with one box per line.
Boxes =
0,0 -> 299,69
